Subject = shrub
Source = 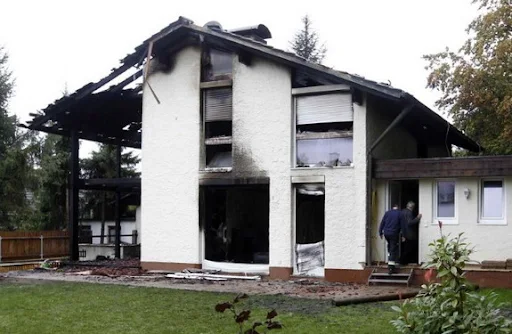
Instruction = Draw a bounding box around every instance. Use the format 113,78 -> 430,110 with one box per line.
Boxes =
215,293 -> 282,334
391,231 -> 512,333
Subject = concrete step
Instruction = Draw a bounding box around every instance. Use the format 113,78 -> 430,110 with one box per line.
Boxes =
368,278 -> 410,284
371,272 -> 410,278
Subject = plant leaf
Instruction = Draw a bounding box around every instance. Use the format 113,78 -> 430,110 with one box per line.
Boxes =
236,310 -> 251,323
214,302 -> 232,313
267,309 -> 278,320
267,321 -> 283,329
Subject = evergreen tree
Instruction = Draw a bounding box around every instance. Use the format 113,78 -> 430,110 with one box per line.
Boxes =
289,15 -> 327,64
0,47 -> 35,230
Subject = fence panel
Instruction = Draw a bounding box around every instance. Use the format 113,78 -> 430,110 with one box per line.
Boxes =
0,231 -> 69,262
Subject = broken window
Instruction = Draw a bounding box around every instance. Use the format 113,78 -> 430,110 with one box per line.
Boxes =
295,184 -> 325,276
203,88 -> 233,169
203,186 -> 269,264
202,48 -> 233,82
295,93 -> 353,167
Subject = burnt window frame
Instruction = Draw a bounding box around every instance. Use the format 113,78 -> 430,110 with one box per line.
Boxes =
200,47 -> 234,171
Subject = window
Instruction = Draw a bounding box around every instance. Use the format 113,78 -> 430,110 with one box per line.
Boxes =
203,88 -> 233,169
78,225 -> 92,244
436,181 -> 456,219
201,48 -> 233,170
202,48 -> 233,82
480,180 -> 505,224
108,226 -> 117,244
294,91 -> 353,167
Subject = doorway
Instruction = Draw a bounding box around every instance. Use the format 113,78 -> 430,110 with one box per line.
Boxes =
294,184 -> 325,277
388,180 -> 419,264
202,185 -> 269,265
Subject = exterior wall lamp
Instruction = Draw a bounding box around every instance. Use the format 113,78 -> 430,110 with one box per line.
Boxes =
463,188 -> 471,199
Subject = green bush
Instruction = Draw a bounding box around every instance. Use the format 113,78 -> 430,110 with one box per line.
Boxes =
391,232 -> 512,333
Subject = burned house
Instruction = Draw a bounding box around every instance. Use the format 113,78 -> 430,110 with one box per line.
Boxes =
24,17 -> 512,287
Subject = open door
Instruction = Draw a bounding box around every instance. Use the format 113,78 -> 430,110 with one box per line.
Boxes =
387,180 -> 419,264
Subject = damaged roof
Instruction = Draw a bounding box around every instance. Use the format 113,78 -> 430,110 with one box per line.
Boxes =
23,16 -> 481,152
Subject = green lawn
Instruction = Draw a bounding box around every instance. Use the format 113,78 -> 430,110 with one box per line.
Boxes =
0,281 -> 510,334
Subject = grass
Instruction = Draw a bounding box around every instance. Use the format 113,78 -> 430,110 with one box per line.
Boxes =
0,281 -> 397,334
0,281 -> 510,334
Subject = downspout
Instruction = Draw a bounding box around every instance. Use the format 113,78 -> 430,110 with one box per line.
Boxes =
365,104 -> 414,266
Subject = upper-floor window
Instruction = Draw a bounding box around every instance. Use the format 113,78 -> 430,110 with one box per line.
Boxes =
293,88 -> 353,168
436,180 -> 456,220
203,88 -> 233,169
201,48 -> 233,170
202,48 -> 233,82
480,179 -> 505,224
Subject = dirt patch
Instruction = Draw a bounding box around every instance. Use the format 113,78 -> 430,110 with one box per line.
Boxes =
0,259 -> 418,304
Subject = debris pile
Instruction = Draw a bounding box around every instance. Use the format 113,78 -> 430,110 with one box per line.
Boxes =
166,269 -> 261,281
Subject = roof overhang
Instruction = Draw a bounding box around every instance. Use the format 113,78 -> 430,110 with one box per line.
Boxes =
23,16 -> 481,152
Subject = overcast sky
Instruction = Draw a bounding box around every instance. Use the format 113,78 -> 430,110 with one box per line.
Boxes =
1,0 -> 478,156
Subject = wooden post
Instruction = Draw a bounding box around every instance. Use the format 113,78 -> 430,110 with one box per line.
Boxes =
68,130 -> 79,261
114,144 -> 122,259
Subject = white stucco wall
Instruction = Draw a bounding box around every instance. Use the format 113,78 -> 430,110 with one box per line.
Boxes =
141,47 -> 369,272
418,177 -> 512,263
288,99 -> 368,270
141,46 -> 202,264
374,178 -> 512,264
232,56 -> 293,269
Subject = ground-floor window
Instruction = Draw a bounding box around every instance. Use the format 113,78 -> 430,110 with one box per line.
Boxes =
295,184 -> 325,276
436,180 -> 456,220
202,185 -> 269,264
480,179 -> 505,224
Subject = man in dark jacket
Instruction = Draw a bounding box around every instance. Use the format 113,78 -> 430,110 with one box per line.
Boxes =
379,204 -> 401,274
400,201 -> 422,265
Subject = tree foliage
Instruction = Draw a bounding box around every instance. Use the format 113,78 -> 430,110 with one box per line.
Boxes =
290,15 -> 327,64
0,46 -> 32,229
424,0 -> 512,154
33,134 -> 70,230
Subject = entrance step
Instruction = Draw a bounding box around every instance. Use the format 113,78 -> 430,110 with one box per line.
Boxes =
368,268 -> 413,286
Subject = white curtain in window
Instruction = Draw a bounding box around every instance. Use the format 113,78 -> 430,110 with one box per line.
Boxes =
205,88 -> 232,122
296,93 -> 353,125
296,137 -> 353,167
482,181 -> 503,218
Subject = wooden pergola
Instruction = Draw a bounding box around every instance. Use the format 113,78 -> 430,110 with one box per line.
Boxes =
22,72 -> 143,262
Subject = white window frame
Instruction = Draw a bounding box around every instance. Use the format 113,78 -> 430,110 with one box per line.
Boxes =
479,178 -> 506,225
434,179 -> 458,225
291,85 -> 354,169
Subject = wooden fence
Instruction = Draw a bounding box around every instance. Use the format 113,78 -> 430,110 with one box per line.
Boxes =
0,231 -> 69,262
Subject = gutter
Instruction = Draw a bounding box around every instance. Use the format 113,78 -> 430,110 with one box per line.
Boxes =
365,104 -> 414,266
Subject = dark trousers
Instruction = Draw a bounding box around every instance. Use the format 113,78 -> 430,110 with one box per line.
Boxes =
384,234 -> 400,264
400,239 -> 418,265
